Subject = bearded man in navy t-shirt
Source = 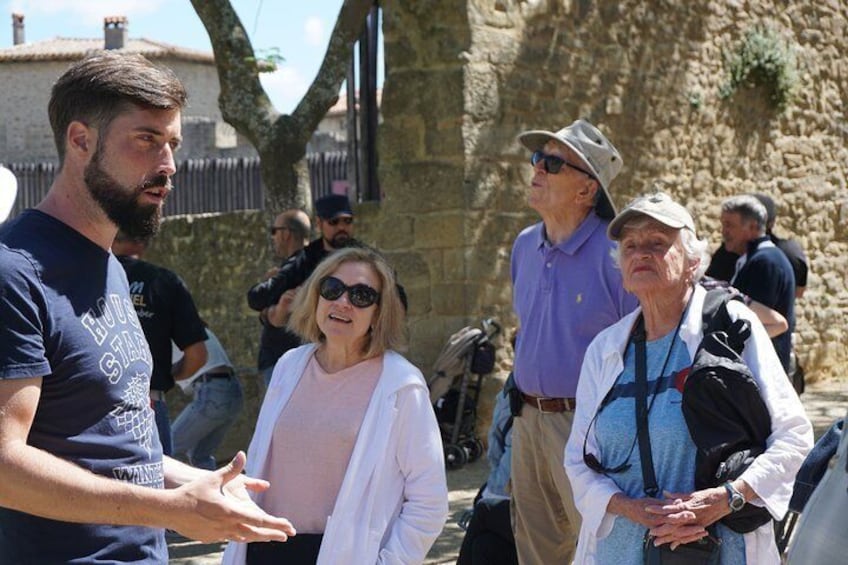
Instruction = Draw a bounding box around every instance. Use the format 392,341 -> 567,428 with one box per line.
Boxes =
0,52 -> 294,563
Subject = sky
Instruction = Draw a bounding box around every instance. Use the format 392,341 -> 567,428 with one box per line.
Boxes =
0,0 -> 380,113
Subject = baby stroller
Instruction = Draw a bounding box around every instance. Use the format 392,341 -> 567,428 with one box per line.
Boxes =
428,318 -> 501,470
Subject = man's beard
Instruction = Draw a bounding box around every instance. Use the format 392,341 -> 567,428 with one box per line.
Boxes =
327,232 -> 351,249
83,150 -> 169,239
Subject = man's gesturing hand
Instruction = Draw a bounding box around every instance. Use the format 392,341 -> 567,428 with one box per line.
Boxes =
167,451 -> 296,544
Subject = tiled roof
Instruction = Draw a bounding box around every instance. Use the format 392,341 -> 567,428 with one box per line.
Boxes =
0,37 -> 214,63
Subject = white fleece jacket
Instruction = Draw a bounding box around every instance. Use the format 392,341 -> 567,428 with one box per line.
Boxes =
564,285 -> 813,564
223,344 -> 449,565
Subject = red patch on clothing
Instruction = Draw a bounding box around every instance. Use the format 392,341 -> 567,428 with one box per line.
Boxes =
673,366 -> 690,393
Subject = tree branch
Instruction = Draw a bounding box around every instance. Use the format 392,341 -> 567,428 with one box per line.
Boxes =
289,0 -> 374,145
189,0 -> 277,149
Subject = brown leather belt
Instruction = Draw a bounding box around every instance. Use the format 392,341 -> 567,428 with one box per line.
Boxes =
521,393 -> 576,413
199,368 -> 234,382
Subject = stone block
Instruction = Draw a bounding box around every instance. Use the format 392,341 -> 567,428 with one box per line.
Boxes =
379,116 -> 426,162
414,212 -> 466,249
374,214 -> 415,250
381,163 -> 467,214
432,282 -> 473,315
382,69 -> 465,120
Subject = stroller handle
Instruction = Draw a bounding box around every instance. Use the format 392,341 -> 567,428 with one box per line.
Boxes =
481,318 -> 502,340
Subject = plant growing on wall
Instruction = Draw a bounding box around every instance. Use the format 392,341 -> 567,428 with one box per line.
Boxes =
719,27 -> 799,111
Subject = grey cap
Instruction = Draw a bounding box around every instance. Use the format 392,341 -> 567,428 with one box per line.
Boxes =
518,119 -> 623,219
607,192 -> 696,240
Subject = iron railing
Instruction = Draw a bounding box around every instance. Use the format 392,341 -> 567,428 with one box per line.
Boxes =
5,152 -> 351,218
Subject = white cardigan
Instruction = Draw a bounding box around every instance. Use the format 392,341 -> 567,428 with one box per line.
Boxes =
564,285 -> 813,564
223,345 -> 449,565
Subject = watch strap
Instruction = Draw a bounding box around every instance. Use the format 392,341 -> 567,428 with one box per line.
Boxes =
724,481 -> 745,511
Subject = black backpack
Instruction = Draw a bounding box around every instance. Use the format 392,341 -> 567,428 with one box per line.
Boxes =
682,288 -> 773,533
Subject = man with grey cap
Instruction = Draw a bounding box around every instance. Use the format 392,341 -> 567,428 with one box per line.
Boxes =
510,119 -> 637,563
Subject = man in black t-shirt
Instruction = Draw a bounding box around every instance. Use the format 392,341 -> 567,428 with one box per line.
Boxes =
0,52 -> 293,564
113,232 -> 207,456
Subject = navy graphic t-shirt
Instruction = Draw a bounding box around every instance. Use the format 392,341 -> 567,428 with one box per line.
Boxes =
0,210 -> 166,564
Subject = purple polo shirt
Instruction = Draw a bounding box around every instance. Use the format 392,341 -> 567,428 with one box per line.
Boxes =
511,214 -> 637,398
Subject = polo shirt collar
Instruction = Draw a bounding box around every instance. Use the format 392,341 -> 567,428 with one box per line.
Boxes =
537,213 -> 605,255
746,235 -> 773,256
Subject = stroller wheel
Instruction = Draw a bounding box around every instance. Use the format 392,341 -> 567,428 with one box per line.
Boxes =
445,443 -> 468,470
461,437 -> 485,463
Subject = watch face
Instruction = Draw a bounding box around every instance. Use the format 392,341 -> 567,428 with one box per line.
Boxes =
730,493 -> 745,511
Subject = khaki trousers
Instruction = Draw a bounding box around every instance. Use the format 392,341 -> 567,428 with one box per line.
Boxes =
511,404 -> 581,564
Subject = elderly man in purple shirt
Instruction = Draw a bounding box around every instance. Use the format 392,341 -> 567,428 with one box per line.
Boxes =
510,119 -> 637,563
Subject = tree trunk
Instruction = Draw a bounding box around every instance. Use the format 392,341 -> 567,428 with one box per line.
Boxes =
190,0 -> 375,215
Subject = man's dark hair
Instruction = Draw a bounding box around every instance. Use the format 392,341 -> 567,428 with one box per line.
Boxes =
48,52 -> 187,164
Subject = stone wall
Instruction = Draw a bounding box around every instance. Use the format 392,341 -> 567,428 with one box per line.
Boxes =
148,0 -> 847,459
143,212 -> 272,459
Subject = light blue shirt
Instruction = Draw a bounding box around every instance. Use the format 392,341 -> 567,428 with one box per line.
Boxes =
594,331 -> 745,564
511,215 -> 637,397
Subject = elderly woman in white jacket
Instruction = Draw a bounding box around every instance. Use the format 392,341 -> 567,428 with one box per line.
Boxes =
223,246 -> 448,565
564,192 -> 812,564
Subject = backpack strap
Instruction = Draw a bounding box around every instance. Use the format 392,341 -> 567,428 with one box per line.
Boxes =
700,287 -> 751,359
701,287 -> 735,334
632,315 -> 660,498
702,286 -> 754,332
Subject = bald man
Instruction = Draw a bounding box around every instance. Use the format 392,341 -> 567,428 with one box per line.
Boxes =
250,209 -> 311,389
269,209 -> 311,266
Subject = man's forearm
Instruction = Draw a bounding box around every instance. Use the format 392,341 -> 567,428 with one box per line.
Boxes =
0,441 -> 173,529
163,455 -> 209,487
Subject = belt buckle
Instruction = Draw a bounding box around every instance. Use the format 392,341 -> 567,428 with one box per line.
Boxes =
535,396 -> 553,413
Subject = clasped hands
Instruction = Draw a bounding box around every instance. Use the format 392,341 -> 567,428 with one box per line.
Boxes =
614,487 -> 729,550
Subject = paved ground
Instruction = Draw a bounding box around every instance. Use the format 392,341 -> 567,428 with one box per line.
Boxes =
168,377 -> 846,564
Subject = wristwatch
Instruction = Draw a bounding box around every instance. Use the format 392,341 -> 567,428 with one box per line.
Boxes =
724,481 -> 746,512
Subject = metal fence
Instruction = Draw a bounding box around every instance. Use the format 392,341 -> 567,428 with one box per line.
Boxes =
6,152 -> 351,218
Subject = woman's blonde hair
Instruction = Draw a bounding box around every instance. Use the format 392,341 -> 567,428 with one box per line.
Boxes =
287,246 -> 407,356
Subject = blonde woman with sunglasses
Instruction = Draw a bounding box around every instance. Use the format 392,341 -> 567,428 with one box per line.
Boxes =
224,246 -> 448,565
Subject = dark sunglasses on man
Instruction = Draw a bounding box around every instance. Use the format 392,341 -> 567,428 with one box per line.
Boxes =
319,276 -> 380,308
327,216 -> 354,227
268,226 -> 290,235
531,150 -> 595,179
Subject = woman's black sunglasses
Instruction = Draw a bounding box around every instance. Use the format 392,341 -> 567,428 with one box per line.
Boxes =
531,150 -> 595,178
319,276 -> 380,308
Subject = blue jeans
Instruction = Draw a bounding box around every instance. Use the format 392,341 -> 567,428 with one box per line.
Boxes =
260,365 -> 275,390
152,397 -> 172,456
171,376 -> 244,470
